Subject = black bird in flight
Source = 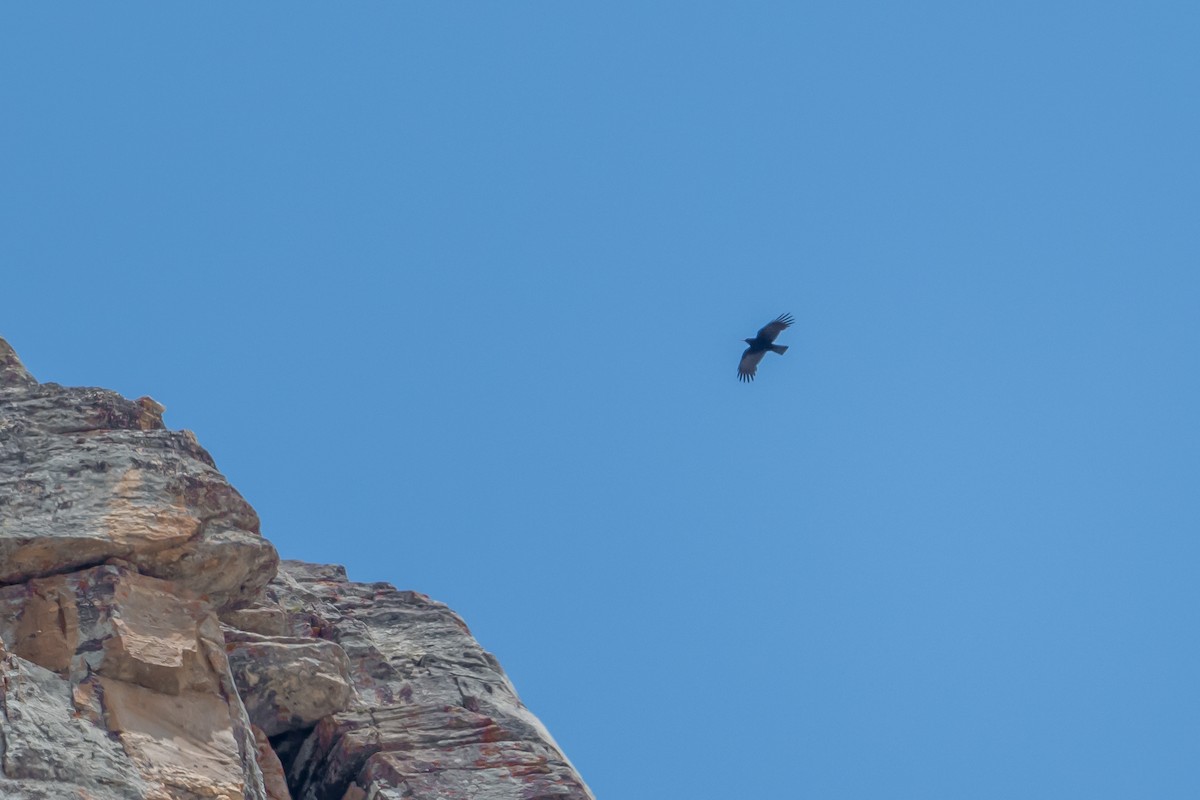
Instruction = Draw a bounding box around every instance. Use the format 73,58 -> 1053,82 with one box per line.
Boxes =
738,313 -> 794,382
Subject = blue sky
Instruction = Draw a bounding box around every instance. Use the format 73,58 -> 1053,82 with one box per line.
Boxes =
3,3 -> 1199,798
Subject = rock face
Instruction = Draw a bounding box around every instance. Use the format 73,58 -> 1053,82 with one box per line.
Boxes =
0,565 -> 266,800
0,340 -> 277,609
0,338 -> 592,800
266,563 -> 592,800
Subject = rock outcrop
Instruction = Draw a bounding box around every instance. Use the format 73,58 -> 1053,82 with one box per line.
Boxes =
0,339 -> 276,609
0,338 -> 592,800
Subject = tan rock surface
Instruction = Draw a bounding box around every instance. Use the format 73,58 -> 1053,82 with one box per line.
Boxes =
0,340 -> 277,610
0,567 -> 223,693
0,565 -> 267,798
221,603 -> 292,637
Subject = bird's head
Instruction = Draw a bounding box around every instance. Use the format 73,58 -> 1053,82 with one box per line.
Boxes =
743,338 -> 756,345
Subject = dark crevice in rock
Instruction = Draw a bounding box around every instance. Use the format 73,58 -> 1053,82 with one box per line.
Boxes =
0,556 -> 126,591
268,726 -> 314,794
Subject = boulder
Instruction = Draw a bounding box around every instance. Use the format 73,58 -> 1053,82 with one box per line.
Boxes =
225,630 -> 354,737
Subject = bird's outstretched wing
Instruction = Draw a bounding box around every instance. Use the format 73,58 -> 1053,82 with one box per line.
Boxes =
756,313 -> 795,343
738,348 -> 766,382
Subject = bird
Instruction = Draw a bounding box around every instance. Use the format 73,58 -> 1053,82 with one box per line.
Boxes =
738,313 -> 794,382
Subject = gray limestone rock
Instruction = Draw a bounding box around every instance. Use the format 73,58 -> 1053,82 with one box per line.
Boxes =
0,338 -> 277,610
0,642 -> 149,799
269,561 -> 594,800
225,630 -> 354,737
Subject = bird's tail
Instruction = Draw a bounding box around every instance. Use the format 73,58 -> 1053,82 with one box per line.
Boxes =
770,344 -> 789,355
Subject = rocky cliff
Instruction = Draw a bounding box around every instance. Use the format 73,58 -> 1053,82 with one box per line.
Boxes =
0,338 -> 592,800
